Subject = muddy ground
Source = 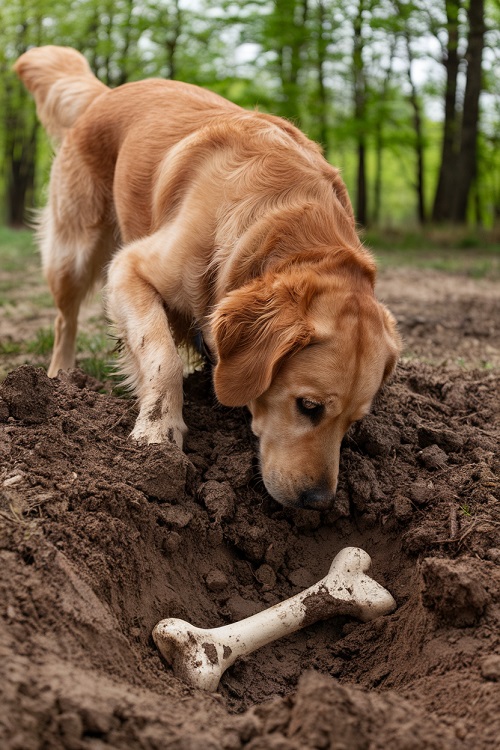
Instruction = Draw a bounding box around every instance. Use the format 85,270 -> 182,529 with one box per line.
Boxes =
1,264 -> 499,749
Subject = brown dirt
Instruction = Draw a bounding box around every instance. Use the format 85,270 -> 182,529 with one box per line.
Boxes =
1,266 -> 499,749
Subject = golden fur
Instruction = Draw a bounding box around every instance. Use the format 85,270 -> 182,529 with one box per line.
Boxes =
15,46 -> 401,509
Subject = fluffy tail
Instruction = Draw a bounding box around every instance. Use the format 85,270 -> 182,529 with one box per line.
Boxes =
13,46 -> 108,143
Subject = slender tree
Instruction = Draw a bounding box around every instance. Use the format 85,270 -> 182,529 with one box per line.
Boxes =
316,0 -> 329,149
352,0 -> 368,225
405,30 -> 427,224
432,0 -> 461,222
453,0 -> 486,221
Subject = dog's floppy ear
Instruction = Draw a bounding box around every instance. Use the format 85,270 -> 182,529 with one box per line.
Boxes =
211,274 -> 314,406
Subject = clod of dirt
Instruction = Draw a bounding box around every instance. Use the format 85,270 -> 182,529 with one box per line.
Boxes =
199,479 -> 236,521
420,557 -> 490,627
206,569 -> 229,592
417,444 -> 448,470
480,655 -> 500,682
0,365 -> 55,423
128,445 -> 196,502
252,671 -> 464,749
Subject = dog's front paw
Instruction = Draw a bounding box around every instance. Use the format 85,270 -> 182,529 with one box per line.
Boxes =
130,415 -> 187,449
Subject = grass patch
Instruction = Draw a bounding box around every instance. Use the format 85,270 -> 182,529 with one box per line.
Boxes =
365,226 -> 500,278
0,341 -> 22,355
26,328 -> 54,356
0,226 -> 38,272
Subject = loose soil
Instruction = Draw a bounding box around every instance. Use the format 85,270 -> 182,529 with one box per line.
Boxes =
1,265 -> 499,749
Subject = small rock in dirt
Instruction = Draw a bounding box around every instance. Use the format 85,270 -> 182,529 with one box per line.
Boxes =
229,520 -> 268,562
418,444 -> 448,470
322,488 -> 350,523
162,531 -> 182,553
485,548 -> 500,564
352,416 -> 400,457
199,480 -> 236,521
255,564 -> 276,590
409,482 -> 432,506
58,712 -> 83,749
480,655 -> 500,681
420,557 -> 490,627
81,707 -> 114,736
393,494 -> 413,524
265,541 -> 286,571
206,569 -> 229,592
417,426 -> 462,453
346,454 -> 385,510
158,506 -> 193,529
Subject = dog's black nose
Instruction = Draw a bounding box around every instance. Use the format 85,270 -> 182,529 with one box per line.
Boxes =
299,487 -> 335,510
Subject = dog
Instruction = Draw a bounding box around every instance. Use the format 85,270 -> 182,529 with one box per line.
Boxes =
14,46 -> 401,510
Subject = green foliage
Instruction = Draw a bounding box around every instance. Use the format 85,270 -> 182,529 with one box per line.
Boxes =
0,0 -> 498,228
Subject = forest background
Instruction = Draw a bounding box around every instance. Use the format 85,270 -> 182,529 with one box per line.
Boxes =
0,0 -> 499,233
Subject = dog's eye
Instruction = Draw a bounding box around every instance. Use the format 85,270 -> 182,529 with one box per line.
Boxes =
296,398 -> 325,422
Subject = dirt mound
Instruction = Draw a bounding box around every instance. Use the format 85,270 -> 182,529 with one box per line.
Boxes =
1,362 -> 499,749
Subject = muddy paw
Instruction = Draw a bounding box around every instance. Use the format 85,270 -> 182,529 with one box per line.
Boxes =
130,416 -> 187,449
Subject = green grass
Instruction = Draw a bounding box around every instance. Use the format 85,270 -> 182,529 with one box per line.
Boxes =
3,325 -> 125,391
0,226 -> 38,271
365,227 -> 500,278
0,341 -> 22,355
26,327 -> 54,355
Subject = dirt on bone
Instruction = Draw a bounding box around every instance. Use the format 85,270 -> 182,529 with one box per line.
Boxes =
301,591 -> 359,627
0,361 -> 499,749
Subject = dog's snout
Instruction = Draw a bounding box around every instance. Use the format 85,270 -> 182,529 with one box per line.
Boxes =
298,486 -> 335,510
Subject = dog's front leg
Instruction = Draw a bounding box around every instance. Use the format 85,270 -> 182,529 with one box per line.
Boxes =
107,234 -> 187,448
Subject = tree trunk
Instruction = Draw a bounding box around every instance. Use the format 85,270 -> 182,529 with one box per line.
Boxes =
452,0 -> 486,222
373,35 -> 397,225
353,0 -> 367,226
405,32 -> 426,224
166,0 -> 182,80
7,130 -> 37,226
3,16 -> 38,227
432,0 -> 461,222
273,0 -> 309,121
116,0 -> 135,86
316,0 -> 328,150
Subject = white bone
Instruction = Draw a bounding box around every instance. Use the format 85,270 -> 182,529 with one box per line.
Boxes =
153,546 -> 396,692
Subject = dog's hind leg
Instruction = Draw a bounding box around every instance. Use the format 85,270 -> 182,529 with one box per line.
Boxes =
106,228 -> 188,448
39,206 -> 115,377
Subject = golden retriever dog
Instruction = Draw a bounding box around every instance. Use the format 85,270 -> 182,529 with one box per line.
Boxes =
15,46 -> 401,510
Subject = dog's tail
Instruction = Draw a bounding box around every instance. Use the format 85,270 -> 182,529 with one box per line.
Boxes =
13,46 -> 108,143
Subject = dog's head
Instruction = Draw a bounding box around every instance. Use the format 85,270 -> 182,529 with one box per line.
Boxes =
210,262 -> 401,510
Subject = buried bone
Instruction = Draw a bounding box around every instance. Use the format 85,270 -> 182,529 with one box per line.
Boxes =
153,547 -> 396,691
